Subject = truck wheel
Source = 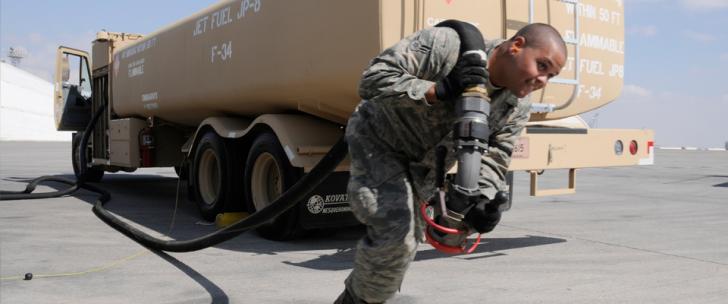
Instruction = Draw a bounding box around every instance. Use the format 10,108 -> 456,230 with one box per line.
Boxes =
192,132 -> 243,221
244,132 -> 303,240
72,132 -> 104,182
174,166 -> 187,179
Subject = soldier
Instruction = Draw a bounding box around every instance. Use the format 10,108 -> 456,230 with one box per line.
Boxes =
336,23 -> 567,304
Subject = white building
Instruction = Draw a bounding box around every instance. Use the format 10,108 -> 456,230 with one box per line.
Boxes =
1,62 -> 71,141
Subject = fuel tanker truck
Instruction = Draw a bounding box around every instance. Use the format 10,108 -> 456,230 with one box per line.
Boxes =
54,0 -> 653,240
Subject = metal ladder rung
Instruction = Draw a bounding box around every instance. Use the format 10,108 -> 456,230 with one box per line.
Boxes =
548,78 -> 579,85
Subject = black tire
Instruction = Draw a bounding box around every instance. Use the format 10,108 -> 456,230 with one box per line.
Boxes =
72,132 -> 104,182
244,132 -> 303,240
191,131 -> 244,221
173,166 -> 188,179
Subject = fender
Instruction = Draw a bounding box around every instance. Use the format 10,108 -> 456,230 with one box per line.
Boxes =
184,114 -> 346,171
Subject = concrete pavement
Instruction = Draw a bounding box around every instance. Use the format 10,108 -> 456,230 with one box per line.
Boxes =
1,141 -> 726,303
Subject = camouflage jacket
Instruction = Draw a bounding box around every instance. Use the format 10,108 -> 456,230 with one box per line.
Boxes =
354,26 -> 532,200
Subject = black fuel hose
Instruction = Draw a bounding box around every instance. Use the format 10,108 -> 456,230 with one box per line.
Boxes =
93,136 -> 347,252
0,103 -> 106,200
0,176 -> 81,200
1,102 -> 349,253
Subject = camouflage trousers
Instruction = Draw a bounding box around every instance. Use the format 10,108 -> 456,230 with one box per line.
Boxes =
343,111 -> 427,303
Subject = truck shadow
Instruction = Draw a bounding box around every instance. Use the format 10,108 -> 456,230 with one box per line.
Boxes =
4,173 -> 362,250
4,173 -> 566,272
4,173 -> 223,240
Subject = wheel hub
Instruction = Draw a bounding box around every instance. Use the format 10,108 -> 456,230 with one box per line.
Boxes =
251,152 -> 282,211
198,149 -> 221,205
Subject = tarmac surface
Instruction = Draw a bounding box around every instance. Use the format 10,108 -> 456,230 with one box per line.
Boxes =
1,141 -> 727,304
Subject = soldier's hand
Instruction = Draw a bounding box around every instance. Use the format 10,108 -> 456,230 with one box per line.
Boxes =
435,53 -> 488,101
465,191 -> 508,233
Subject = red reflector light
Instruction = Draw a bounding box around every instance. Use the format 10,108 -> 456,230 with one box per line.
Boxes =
630,140 -> 639,155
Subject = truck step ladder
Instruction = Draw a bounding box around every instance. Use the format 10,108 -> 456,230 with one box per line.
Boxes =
529,0 -> 582,114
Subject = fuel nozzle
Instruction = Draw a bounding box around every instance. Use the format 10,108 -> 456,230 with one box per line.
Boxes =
421,87 -> 492,254
422,20 -> 498,254
423,145 -> 471,253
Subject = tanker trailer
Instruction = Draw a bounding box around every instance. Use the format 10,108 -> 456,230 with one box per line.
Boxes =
53,0 -> 653,240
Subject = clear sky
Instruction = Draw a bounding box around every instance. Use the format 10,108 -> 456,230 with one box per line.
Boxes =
1,0 -> 727,148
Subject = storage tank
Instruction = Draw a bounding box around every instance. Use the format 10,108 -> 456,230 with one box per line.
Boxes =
109,0 -> 625,125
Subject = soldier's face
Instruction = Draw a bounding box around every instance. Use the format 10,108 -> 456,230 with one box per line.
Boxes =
505,37 -> 566,98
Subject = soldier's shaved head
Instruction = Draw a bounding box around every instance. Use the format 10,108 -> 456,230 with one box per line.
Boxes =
488,22 -> 568,97
512,23 -> 567,57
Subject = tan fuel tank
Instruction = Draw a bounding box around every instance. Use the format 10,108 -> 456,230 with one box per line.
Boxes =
110,0 -> 625,126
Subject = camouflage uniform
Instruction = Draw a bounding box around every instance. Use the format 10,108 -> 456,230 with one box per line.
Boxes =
344,27 -> 531,303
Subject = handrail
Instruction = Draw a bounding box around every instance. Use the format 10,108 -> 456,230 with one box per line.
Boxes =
529,0 -> 582,113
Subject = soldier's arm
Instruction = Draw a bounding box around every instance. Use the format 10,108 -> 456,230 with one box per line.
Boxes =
478,100 -> 532,199
358,27 -> 460,104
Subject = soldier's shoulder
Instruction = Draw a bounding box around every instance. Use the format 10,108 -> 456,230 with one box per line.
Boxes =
406,27 -> 460,47
485,38 -> 506,53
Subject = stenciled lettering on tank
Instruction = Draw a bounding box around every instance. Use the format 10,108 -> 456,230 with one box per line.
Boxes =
565,30 -> 624,55
562,57 -> 623,78
237,0 -> 262,19
577,85 -> 603,101
193,6 -> 233,37
566,2 -> 622,26
121,37 -> 158,60
141,92 -> 158,103
127,58 -> 145,78
142,92 -> 160,111
211,41 -> 233,63
192,1 -> 263,38
211,6 -> 234,30
144,103 -> 160,111
608,64 -> 624,79
544,1 -> 625,104
193,16 -> 209,37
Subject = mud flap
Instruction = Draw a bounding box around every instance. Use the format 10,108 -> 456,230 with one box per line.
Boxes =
297,171 -> 360,229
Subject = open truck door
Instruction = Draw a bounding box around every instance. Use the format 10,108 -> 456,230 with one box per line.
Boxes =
54,46 -> 107,181
54,47 -> 92,131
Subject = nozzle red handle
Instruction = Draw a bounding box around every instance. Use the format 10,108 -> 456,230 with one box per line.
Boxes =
420,203 -> 463,235
420,203 -> 482,254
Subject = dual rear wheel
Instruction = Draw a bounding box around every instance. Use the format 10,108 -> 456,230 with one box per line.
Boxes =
191,132 -> 241,221
191,130 -> 302,240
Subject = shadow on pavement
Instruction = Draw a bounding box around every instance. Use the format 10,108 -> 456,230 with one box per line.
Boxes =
151,250 -> 230,304
709,175 -> 728,188
2,173 -> 361,253
3,174 -> 565,271
282,235 -> 566,271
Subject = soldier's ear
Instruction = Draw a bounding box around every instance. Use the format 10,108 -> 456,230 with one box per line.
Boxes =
510,36 -> 526,55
